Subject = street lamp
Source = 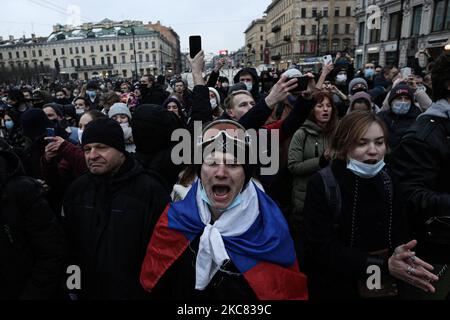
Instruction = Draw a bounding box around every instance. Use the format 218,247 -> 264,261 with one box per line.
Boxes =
316,12 -> 323,56
131,27 -> 138,80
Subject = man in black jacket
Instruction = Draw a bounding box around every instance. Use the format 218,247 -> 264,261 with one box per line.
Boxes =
0,141 -> 65,299
62,118 -> 169,299
391,54 -> 450,299
140,75 -> 169,106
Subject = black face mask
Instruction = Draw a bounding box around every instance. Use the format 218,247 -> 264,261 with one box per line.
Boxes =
33,101 -> 45,109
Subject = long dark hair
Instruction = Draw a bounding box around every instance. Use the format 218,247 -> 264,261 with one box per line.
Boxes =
308,91 -> 339,135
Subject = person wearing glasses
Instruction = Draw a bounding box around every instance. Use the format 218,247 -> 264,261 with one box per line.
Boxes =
140,119 -> 309,300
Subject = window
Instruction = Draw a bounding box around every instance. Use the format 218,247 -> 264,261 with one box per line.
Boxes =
106,45 -> 109,52
411,6 -> 423,36
139,54 -> 143,62
101,57 -> 105,65
346,6 -> 351,16
370,28 -> 381,43
23,51 -> 27,58
71,59 -> 74,67
76,59 -> 80,67
91,46 -> 94,53
107,56 -> 111,65
113,56 -> 117,64
8,52 -> 12,59
100,45 -> 103,52
82,47 -> 85,54
83,58 -> 87,66
312,24 -> 317,35
260,35 -> 264,41
152,41 -> 155,49
334,24 -> 339,35
152,53 -> 157,61
301,25 -> 306,35
92,57 -> 96,65
62,59 -> 66,68
322,24 -> 328,35
388,12 -> 401,40
0,53 -> 2,60
75,47 -> 79,54
38,50 -> 42,57
121,55 -> 126,63
32,50 -> 36,57
312,7 -> 317,17
52,49 -> 56,56
130,43 -> 133,50
432,0 -> 450,31
358,22 -> 365,45
130,55 -> 134,62
61,48 -> 65,55
40,61 -> 44,67
335,7 -> 340,17
121,43 -> 125,51
301,8 -> 306,18
260,26 -> 263,32
112,44 -> 116,51
138,42 -> 142,50
345,24 -> 350,34
145,42 -> 149,49
323,8 -> 328,17
146,53 -> 150,62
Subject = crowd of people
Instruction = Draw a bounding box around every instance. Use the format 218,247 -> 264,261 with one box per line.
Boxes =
0,48 -> 449,300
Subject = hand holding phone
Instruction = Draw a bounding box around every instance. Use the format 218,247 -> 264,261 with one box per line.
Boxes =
323,55 -> 332,66
289,76 -> 309,94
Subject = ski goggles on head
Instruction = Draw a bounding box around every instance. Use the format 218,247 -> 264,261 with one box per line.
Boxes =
197,119 -> 251,148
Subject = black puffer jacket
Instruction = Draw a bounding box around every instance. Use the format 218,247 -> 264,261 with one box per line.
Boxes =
302,160 -> 407,300
391,100 -> 450,263
0,149 -> 65,300
62,155 -> 169,299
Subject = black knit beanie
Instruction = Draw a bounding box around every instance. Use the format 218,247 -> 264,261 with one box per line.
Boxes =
82,118 -> 126,154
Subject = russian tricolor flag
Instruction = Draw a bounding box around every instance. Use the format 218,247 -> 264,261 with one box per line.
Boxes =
140,181 -> 308,300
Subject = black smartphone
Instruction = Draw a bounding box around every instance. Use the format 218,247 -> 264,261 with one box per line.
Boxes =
189,35 -> 202,59
289,76 -> 309,94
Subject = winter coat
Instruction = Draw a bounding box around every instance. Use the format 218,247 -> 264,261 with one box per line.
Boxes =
141,84 -> 170,106
302,160 -> 407,299
288,119 -> 329,217
378,105 -> 422,150
62,155 -> 169,299
391,99 -> 450,263
0,149 -> 65,299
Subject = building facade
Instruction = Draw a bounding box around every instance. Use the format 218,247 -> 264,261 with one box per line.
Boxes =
264,0 -> 356,68
244,18 -> 267,66
0,19 -> 178,81
354,0 -> 450,69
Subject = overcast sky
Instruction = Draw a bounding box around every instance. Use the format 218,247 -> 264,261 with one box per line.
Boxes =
0,0 -> 269,54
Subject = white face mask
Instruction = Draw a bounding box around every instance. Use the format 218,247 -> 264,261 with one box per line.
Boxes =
347,158 -> 385,178
76,108 -> 85,115
77,129 -> 83,144
210,98 -> 218,109
120,122 -> 133,141
336,74 -> 347,83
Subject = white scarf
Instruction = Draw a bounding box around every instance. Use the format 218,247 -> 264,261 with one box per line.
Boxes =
195,181 -> 259,290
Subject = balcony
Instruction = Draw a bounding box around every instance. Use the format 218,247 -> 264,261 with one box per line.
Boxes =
271,25 -> 281,33
75,64 -> 113,72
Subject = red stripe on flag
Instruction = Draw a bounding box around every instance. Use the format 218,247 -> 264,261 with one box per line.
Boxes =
244,262 -> 309,300
140,204 -> 190,292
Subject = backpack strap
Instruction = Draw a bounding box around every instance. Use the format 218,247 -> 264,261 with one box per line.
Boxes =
318,165 -> 342,228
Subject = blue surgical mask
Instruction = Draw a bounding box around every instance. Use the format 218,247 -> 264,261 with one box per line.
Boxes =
5,119 -> 14,130
244,81 -> 253,92
199,183 -> 242,213
392,101 -> 411,115
87,90 -> 97,100
347,158 -> 385,178
364,69 -> 375,78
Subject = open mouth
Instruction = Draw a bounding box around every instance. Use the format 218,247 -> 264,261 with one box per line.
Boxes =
363,159 -> 378,165
212,185 -> 231,202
